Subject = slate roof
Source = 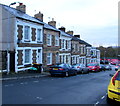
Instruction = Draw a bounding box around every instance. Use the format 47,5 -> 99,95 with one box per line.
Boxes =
1,3 -> 92,47
72,36 -> 92,47
1,3 -> 44,25
60,30 -> 73,37
1,4 -> 63,32
43,22 -> 60,32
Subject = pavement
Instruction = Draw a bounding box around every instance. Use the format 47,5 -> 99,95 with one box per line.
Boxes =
0,71 -> 50,81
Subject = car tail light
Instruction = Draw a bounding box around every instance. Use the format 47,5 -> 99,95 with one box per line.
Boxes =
112,72 -> 119,86
49,68 -> 52,70
115,66 -> 118,68
77,66 -> 80,68
59,68 -> 64,70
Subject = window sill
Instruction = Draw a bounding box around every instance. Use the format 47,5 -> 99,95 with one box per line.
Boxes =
37,41 -> 42,43
47,64 -> 53,66
24,40 -> 30,42
24,64 -> 31,67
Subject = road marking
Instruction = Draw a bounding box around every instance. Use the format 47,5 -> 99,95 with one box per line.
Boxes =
24,82 -> 28,84
4,84 -> 14,87
42,80 -> 47,81
36,97 -> 43,100
101,96 -> 105,99
4,85 -> 9,87
33,81 -> 39,83
94,101 -> 99,106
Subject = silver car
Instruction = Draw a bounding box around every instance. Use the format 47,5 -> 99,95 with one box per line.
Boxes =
72,64 -> 89,74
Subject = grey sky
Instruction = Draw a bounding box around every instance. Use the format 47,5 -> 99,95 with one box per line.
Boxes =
0,0 -> 119,47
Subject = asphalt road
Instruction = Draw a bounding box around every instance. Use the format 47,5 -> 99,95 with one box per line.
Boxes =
2,69 -> 116,105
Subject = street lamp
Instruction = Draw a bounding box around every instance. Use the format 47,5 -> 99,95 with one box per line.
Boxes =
104,51 -> 106,64
9,2 -> 21,6
6,2 -> 21,74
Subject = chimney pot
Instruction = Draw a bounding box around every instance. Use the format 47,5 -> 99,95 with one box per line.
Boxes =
34,11 -> 43,22
59,27 -> 66,32
48,19 -> 56,27
74,35 -> 80,38
66,31 -> 74,35
16,3 -> 26,13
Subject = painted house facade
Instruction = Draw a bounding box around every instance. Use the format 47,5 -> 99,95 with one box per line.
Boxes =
91,47 -> 100,64
59,27 -> 72,65
0,3 -> 44,73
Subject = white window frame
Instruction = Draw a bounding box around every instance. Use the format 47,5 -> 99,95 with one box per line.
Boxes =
47,34 -> 52,46
67,40 -> 71,50
55,35 -> 59,46
24,26 -> 30,41
61,39 -> 65,49
24,49 -> 31,64
37,29 -> 42,42
47,53 -> 52,65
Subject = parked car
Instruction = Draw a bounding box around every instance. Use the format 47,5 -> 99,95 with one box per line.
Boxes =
105,65 -> 112,70
72,64 -> 89,74
107,69 -> 120,104
99,64 -> 106,71
49,63 -> 77,77
87,63 -> 100,72
115,65 -> 120,71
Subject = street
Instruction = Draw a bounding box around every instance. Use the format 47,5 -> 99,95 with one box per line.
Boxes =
2,68 -> 116,105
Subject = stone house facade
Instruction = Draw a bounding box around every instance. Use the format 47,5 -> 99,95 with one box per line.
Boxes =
71,35 -> 81,65
43,22 -> 60,71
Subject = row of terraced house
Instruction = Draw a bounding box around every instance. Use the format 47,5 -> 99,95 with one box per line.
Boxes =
0,3 -> 100,73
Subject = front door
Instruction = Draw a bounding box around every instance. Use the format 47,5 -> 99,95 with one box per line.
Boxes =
38,49 -> 42,64
10,52 -> 15,72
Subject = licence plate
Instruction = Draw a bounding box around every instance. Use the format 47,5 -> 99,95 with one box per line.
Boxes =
53,68 -> 58,70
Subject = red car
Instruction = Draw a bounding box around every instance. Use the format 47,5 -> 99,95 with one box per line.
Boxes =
87,63 -> 100,72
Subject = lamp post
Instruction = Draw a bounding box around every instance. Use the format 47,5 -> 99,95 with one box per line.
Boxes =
9,2 -> 21,6
6,2 -> 21,74
104,51 -> 106,64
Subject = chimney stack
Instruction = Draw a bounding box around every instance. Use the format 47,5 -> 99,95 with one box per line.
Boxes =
48,18 -> 56,27
34,11 -> 43,22
74,35 -> 80,38
59,26 -> 66,32
16,3 -> 26,13
66,31 -> 74,35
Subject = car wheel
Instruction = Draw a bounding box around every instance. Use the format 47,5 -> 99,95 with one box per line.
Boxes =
87,70 -> 89,74
106,95 -> 114,104
106,95 -> 111,104
51,74 -> 54,77
74,71 -> 77,75
65,72 -> 69,77
81,70 -> 84,74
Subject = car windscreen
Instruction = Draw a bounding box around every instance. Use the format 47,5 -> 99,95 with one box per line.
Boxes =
51,64 -> 64,67
87,64 -> 96,66
116,71 -> 120,81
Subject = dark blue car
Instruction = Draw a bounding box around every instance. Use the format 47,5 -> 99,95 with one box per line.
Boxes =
49,63 -> 77,77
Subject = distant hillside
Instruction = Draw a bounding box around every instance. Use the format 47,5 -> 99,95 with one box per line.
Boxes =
97,46 -> 120,60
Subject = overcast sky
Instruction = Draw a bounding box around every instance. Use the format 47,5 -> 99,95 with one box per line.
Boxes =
0,0 -> 119,47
